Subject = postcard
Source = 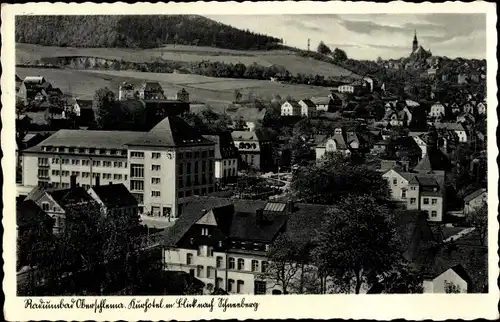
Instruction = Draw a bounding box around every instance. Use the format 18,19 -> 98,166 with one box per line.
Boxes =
2,1 -> 498,321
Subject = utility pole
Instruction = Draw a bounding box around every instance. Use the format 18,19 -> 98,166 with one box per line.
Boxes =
307,39 -> 310,52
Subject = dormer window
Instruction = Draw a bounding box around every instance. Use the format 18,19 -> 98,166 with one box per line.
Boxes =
201,227 -> 209,236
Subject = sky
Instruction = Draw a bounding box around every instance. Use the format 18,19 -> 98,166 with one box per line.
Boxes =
206,14 -> 486,60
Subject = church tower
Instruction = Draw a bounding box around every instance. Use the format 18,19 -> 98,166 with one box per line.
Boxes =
412,30 -> 418,53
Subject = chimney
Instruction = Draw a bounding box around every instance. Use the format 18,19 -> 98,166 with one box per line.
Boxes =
95,175 -> 100,187
70,175 -> 77,189
256,208 -> 264,226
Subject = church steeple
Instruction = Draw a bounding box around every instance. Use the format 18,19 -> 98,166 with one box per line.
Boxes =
412,30 -> 418,53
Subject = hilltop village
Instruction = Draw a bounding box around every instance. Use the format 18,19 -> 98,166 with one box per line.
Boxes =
16,32 -> 488,296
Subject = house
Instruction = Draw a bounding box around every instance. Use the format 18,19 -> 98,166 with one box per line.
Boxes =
281,100 -> 301,116
371,140 -> 390,155
423,265 -> 471,293
17,76 -> 52,105
428,102 -> 446,119
231,130 -> 273,172
25,178 -> 96,233
433,123 -> 468,143
383,168 -> 445,222
176,88 -> 190,103
203,132 -> 239,184
477,101 -> 486,115
463,188 -> 487,215
457,74 -> 467,85
161,196 -> 329,295
87,183 -> 139,221
315,128 -> 351,161
139,82 -> 165,100
298,99 -> 317,117
311,97 -> 333,112
118,82 -> 136,101
70,99 -> 95,128
450,102 -> 461,115
462,102 -> 474,115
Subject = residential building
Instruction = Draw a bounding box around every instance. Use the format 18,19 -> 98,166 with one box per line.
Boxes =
429,102 -> 446,119
383,168 -> 445,222
311,96 -> 333,112
337,80 -> 368,95
280,100 -> 301,116
25,179 -> 96,234
462,102 -> 474,115
162,196 -> 329,295
139,82 -> 165,100
298,99 -> 317,117
315,128 -> 351,161
87,183 -> 139,220
477,101 -> 486,115
203,133 -> 239,184
17,76 -> 53,105
433,123 -> 468,143
231,130 -> 273,172
176,88 -> 190,103
21,116 -> 216,219
463,188 -> 487,215
423,265 -> 471,293
118,82 -> 136,101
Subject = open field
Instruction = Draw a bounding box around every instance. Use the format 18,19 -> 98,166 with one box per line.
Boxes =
16,67 -> 332,111
16,43 -> 358,79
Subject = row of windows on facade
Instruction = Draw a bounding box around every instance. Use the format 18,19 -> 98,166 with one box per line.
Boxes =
223,160 -> 237,166
237,142 -> 258,150
177,161 -> 214,175
196,276 -> 252,294
39,157 -> 126,168
186,253 -> 268,273
49,170 -> 128,181
41,146 -> 127,156
130,150 -> 215,159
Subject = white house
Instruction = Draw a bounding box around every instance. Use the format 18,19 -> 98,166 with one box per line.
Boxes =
422,265 -> 470,293
429,102 -> 446,118
310,97 -> 332,112
298,99 -> 318,117
463,188 -> 487,215
434,123 -> 468,143
477,102 -> 486,115
281,100 -> 301,116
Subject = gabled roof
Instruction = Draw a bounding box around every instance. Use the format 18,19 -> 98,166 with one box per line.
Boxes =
127,116 -> 213,147
464,188 -> 487,203
311,97 -> 331,105
75,99 -> 93,110
413,154 -> 433,172
283,100 -> 301,108
89,184 -> 138,208
48,187 -> 94,210
17,200 -> 53,228
395,210 -> 437,261
299,99 -> 316,108
203,132 -> 239,160
140,81 -> 163,92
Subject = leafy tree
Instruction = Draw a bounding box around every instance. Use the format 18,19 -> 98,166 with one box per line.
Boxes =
317,41 -> 332,55
466,202 -> 487,246
180,109 -> 232,134
92,87 -> 118,129
444,281 -> 462,293
261,234 -> 312,294
378,265 -> 424,293
332,48 -> 348,63
292,154 -> 390,204
313,195 -> 400,294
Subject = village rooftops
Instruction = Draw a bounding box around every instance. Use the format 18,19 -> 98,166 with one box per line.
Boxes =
16,200 -> 53,228
300,99 -> 316,108
127,115 -> 213,148
284,100 -> 301,108
140,81 -> 163,92
433,122 -> 466,132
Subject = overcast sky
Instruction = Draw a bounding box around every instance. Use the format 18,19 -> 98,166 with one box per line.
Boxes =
207,14 -> 486,60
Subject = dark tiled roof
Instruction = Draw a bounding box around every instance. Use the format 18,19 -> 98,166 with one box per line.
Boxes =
90,184 -> 138,208
48,187 -> 94,210
75,99 -> 93,110
203,132 -> 239,160
162,197 -> 330,247
285,100 -> 301,108
126,116 -> 214,147
17,200 -> 53,228
300,99 -> 316,108
395,210 -> 437,261
464,188 -> 487,203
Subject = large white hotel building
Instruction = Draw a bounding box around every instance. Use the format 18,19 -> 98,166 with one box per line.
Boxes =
21,116 -> 216,219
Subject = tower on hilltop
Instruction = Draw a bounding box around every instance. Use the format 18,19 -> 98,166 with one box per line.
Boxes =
412,30 -> 418,53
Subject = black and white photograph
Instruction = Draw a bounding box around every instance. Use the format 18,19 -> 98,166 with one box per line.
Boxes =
2,1 -> 498,320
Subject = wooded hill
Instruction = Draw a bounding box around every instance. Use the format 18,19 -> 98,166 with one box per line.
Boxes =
15,15 -> 283,50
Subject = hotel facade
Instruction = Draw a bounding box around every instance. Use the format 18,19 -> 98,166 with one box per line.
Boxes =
21,116 -> 215,219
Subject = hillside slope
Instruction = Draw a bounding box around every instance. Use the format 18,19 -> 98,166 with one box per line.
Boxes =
15,15 -> 282,50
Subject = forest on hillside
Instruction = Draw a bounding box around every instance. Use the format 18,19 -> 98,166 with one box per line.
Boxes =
15,15 -> 283,50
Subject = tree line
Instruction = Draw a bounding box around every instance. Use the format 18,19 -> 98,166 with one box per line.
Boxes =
16,15 -> 282,50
